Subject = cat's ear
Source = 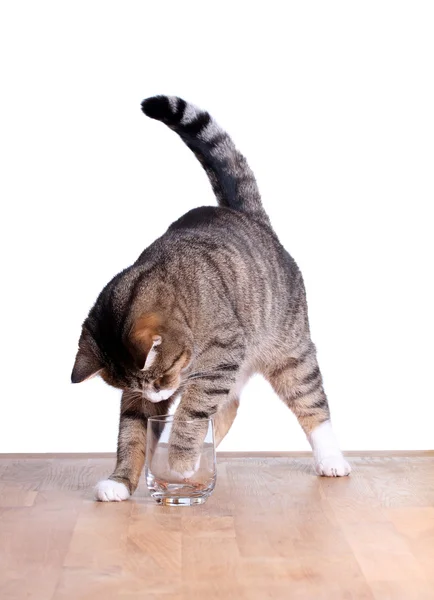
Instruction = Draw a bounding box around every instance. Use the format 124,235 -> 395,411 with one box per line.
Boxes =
130,313 -> 162,370
71,330 -> 103,383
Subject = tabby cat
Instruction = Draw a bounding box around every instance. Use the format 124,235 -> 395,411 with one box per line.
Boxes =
72,95 -> 351,502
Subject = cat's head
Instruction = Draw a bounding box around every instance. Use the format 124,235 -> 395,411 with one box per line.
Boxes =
71,312 -> 191,402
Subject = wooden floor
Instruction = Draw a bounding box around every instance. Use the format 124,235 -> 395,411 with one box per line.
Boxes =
0,456 -> 433,600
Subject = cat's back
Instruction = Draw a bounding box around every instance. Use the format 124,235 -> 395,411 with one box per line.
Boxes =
138,205 -> 283,267
168,205 -> 227,233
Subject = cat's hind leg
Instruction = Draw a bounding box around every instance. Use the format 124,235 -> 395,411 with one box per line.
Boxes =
264,342 -> 351,477
214,397 -> 240,447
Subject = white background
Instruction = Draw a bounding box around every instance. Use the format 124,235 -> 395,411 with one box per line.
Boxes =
1,1 -> 433,453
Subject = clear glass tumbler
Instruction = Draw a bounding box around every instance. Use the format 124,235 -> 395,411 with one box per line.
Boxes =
145,415 -> 216,506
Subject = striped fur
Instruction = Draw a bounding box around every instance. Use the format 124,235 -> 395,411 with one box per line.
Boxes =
72,96 -> 350,498
141,96 -> 270,225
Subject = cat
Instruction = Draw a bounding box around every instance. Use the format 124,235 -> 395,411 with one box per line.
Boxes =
72,95 -> 351,502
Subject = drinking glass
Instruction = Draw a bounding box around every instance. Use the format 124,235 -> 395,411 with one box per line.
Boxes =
145,415 -> 216,506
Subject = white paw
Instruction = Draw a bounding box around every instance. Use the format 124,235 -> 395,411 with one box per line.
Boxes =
168,456 -> 201,481
180,468 -> 195,479
95,479 -> 130,502
182,456 -> 201,479
315,455 -> 351,477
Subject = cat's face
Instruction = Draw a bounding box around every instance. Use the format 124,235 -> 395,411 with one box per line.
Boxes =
71,313 -> 191,402
99,343 -> 190,403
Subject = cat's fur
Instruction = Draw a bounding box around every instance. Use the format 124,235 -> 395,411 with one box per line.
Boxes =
72,96 -> 350,501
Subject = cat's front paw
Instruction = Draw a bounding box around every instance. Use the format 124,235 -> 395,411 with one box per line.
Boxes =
168,455 -> 201,481
315,455 -> 351,477
95,479 -> 130,502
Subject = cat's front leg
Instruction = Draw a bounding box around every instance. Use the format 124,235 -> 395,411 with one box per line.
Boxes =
168,374 -> 235,477
95,391 -> 171,502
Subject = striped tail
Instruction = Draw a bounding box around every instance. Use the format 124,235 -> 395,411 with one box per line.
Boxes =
141,95 -> 270,224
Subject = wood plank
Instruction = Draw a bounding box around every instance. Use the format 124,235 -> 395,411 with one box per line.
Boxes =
1,449 -> 433,459
0,456 -> 433,599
